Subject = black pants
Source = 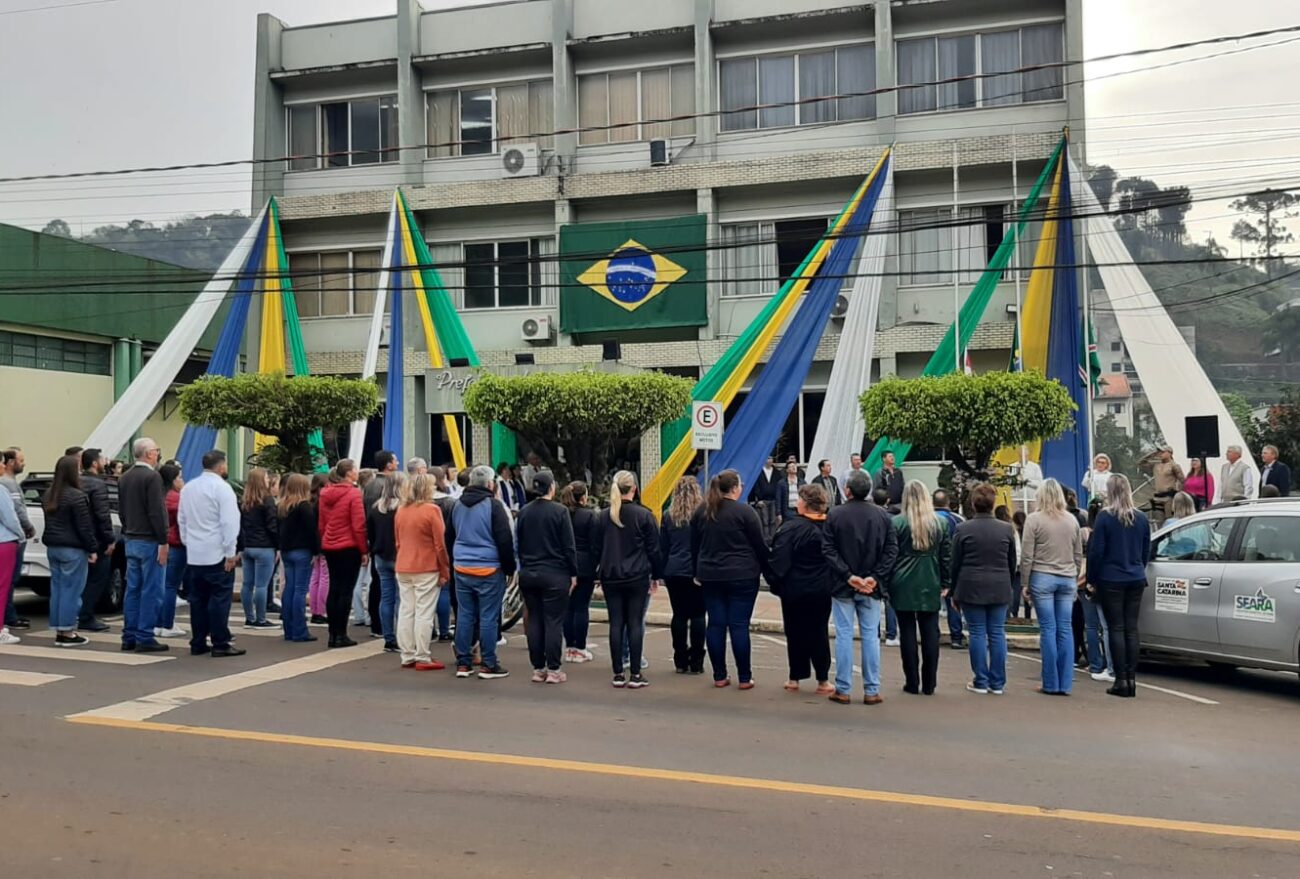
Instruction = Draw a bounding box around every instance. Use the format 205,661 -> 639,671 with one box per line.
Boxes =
368,559 -> 382,637
896,609 -> 940,693
665,575 -> 706,672
779,593 -> 831,682
604,578 -> 649,676
1071,595 -> 1086,664
323,548 -> 363,639
1098,580 -> 1144,676
521,572 -> 570,671
563,577 -> 596,650
79,552 -> 113,623
187,562 -> 234,652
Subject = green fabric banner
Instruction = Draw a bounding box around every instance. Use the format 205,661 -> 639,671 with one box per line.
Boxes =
560,215 -> 707,334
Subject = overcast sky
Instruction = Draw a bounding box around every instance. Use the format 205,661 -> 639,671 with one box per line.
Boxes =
0,0 -> 1296,252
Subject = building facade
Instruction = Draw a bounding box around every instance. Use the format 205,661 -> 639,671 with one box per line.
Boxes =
252,0 -> 1086,473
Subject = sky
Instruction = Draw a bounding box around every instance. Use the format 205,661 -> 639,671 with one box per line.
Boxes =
0,0 -> 1297,252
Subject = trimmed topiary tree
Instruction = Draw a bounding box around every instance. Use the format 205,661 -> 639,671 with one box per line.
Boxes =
178,373 -> 379,473
463,369 -> 692,485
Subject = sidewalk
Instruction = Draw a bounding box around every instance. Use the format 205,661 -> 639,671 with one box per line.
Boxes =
589,587 -> 1042,650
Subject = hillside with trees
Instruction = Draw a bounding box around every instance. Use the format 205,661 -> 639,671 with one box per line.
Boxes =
41,212 -> 251,271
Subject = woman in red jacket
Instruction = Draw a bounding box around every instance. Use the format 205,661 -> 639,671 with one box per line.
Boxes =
317,459 -> 369,648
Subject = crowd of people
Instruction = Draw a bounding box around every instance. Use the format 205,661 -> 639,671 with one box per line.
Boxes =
0,437 -> 1289,703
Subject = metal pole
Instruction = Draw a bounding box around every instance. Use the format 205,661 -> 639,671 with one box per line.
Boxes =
703,449 -> 710,487
1012,135 -> 1029,512
952,143 -> 961,373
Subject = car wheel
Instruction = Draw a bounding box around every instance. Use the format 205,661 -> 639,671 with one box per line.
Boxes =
97,566 -> 125,614
500,576 -> 523,633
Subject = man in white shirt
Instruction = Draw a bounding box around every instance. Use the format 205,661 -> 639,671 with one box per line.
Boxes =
1217,445 -> 1256,504
841,453 -> 870,503
178,450 -> 245,658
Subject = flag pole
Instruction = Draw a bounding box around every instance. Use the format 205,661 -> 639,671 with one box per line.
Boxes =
1070,127 -> 1097,477
1011,133 -> 1029,512
952,143 -> 961,373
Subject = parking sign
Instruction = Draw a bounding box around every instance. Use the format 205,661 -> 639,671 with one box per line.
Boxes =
692,401 -> 724,451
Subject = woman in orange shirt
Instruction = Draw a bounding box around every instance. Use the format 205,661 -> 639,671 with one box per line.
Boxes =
394,473 -> 452,670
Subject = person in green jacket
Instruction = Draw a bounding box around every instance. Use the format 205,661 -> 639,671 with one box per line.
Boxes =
890,480 -> 953,695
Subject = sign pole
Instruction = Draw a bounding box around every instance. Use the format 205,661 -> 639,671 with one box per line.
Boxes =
704,449 -> 710,487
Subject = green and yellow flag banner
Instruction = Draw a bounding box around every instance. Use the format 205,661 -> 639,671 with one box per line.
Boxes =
560,215 -> 707,334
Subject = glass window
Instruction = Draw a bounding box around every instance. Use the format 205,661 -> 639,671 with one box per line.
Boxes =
529,80 -> 555,149
288,252 -> 320,317
457,239 -> 550,309
722,45 -> 874,131
352,250 -> 381,317
759,56 -> 796,128
799,51 -> 836,124
288,105 -> 317,170
319,252 -> 351,316
496,241 -> 531,308
981,30 -> 1021,106
1154,518 -> 1234,562
719,58 -> 758,131
721,222 -> 772,298
776,218 -> 830,285
379,96 -> 399,162
426,91 -> 455,158
837,44 -> 876,122
350,98 -> 381,165
577,74 -> 609,145
937,35 -> 976,111
640,67 -> 672,141
463,242 -> 496,310
670,65 -> 696,137
578,66 -> 695,144
1237,517 -> 1300,563
0,330 -> 110,375
1021,24 -> 1064,101
901,24 -> 1064,114
320,102 -> 349,168
460,88 -> 494,155
607,71 -> 640,144
898,207 -> 954,285
897,38 -> 936,114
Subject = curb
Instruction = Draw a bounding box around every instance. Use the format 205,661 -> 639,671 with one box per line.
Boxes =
588,608 -> 1041,650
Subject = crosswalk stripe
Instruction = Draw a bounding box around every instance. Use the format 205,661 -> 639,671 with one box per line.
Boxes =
0,668 -> 72,686
0,644 -> 174,665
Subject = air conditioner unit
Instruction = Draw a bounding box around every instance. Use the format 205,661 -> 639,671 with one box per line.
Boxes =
521,315 -> 553,342
831,294 -> 850,319
649,138 -> 670,167
501,143 -> 541,178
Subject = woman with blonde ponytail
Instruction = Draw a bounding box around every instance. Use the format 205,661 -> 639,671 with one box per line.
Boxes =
889,480 -> 951,695
594,471 -> 661,688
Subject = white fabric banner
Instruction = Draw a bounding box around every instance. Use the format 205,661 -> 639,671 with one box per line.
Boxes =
82,204 -> 269,460
1071,153 -> 1258,485
807,167 -> 893,474
347,193 -> 399,463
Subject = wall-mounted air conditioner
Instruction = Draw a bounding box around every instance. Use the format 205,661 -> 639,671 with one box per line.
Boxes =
501,143 -> 541,178
521,315 -> 553,342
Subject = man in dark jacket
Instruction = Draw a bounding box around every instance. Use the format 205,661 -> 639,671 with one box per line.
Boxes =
446,465 -> 517,680
822,471 -> 898,705
876,450 -> 905,508
811,459 -> 842,508
749,455 -> 780,542
117,438 -> 169,652
515,472 -> 577,682
1260,445 -> 1291,497
77,449 -> 115,633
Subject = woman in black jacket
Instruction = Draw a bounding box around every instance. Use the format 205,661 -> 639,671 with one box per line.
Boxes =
238,468 -> 280,629
693,469 -> 774,689
769,483 -> 834,695
661,476 -> 705,675
595,470 -> 661,689
277,473 -> 319,643
951,483 -> 1017,695
561,481 -> 599,663
367,470 -> 406,652
42,454 -> 97,647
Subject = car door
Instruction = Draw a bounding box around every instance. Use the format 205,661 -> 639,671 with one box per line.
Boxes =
1143,517 -> 1236,652
1216,515 -> 1300,667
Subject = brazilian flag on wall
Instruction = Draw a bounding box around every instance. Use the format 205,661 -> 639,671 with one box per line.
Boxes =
560,215 -> 708,334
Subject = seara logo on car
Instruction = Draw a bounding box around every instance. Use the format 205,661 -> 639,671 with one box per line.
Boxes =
1232,588 -> 1277,624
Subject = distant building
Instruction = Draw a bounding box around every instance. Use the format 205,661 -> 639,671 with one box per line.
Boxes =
1092,303 -> 1195,438
1094,373 -> 1134,436
0,223 -> 216,466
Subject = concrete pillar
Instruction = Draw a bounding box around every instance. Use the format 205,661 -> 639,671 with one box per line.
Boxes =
412,375 -> 431,463
472,421 -> 492,467
551,0 -> 577,162
693,0 -> 716,159
112,339 -> 130,400
874,1 -> 898,330
877,353 -> 898,381
251,14 -> 286,212
403,370 -> 419,464
396,0 -> 424,186
698,187 -> 718,341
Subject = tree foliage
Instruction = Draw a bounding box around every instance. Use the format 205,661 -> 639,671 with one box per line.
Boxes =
41,212 -> 253,270
1263,304 -> 1300,363
1229,189 -> 1298,275
179,373 -> 379,473
861,372 -> 1076,474
463,370 -> 692,484
1257,388 -> 1300,473
1092,413 -> 1146,480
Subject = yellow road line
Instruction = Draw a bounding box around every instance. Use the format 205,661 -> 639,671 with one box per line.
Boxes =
67,715 -> 1300,844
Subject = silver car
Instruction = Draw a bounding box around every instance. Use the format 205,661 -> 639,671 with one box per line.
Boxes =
1143,498 -> 1300,679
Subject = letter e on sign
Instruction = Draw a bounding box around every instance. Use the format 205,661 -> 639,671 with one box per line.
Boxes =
692,401 -> 724,451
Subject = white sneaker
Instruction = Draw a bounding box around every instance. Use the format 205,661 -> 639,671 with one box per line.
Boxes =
884,638 -> 901,647
176,597 -> 187,608
1090,670 -> 1115,683
579,647 -> 594,661
496,635 -> 508,647
0,628 -> 20,645
155,626 -> 187,638
641,656 -> 650,670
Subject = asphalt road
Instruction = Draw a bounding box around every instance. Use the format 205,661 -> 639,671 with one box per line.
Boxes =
3,590 -> 1298,878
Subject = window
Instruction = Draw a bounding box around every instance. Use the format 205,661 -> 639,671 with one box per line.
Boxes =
1110,341 -> 1122,352
1237,517 -> 1300,563
286,96 -> 399,170
1107,403 -> 1124,414
721,217 -> 854,298
427,81 -> 554,158
287,250 -> 381,317
720,45 -> 875,131
897,23 -> 1063,115
897,206 -> 987,286
578,65 -> 695,145
436,238 -> 556,310
1154,518 -> 1234,562
1110,362 -> 1122,373
0,330 -> 111,375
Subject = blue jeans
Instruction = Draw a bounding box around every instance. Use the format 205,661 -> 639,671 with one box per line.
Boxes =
5,542 -> 23,625
944,594 -> 964,642
832,593 -> 883,696
454,570 -> 505,669
47,545 -> 88,632
241,546 -> 276,624
375,556 -> 399,646
436,583 -> 452,638
123,539 -> 163,646
885,603 -> 898,640
964,603 -> 1009,691
160,544 -> 188,629
351,562 -> 372,624
1081,590 -> 1112,674
701,578 -> 760,683
280,549 -> 312,641
1030,572 -> 1077,693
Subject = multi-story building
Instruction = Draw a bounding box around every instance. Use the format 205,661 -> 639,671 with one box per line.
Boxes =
252,0 -> 1085,475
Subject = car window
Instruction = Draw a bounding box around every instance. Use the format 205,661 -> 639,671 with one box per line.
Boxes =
1236,517 -> 1300,563
1153,518 -> 1234,561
